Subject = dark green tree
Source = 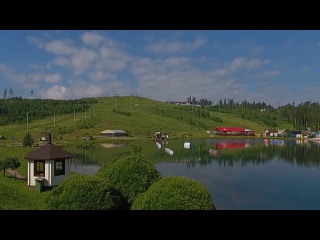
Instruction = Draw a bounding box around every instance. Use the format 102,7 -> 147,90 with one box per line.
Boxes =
9,88 -> 13,98
97,144 -> 162,206
45,174 -> 127,210
23,133 -> 34,147
3,88 -> 7,99
131,176 -> 216,210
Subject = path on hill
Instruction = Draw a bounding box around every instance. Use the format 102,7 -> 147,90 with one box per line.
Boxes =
6,169 -> 27,181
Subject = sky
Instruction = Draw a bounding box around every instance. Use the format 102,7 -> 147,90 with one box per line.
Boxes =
0,30 -> 319,107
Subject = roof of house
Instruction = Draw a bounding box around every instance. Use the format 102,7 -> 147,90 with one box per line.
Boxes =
24,143 -> 74,160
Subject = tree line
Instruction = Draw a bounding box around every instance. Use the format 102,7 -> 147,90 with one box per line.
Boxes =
0,97 -> 97,126
188,96 -> 320,131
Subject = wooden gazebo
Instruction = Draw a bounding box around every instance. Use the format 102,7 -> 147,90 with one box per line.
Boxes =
24,133 -> 74,188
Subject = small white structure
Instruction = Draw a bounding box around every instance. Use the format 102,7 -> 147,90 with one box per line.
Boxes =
184,142 -> 191,149
165,148 -> 174,155
24,134 -> 74,189
155,141 -> 162,149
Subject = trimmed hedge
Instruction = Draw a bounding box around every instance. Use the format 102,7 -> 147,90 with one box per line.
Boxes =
45,174 -> 127,210
131,176 -> 216,210
97,151 -> 162,206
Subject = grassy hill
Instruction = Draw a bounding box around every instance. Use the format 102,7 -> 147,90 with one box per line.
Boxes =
0,96 -> 293,146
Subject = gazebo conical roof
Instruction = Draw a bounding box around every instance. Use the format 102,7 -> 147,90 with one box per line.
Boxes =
24,143 -> 74,160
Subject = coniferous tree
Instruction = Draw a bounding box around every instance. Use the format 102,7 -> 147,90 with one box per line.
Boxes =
23,133 -> 34,147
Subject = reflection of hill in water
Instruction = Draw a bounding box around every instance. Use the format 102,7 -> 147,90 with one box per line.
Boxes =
100,143 -> 125,148
65,139 -> 320,169
159,139 -> 320,168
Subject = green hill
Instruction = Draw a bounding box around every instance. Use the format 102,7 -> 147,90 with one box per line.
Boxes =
0,96 -> 293,145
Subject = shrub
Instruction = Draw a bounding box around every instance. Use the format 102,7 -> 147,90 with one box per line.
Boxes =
131,176 -> 216,210
97,145 -> 162,206
45,174 -> 127,210
22,133 -> 34,147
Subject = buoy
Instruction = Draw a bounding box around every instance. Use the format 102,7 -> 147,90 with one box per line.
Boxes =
165,148 -> 174,155
155,142 -> 161,149
184,142 -> 190,149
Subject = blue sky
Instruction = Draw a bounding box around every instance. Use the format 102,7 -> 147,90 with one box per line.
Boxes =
0,30 -> 319,107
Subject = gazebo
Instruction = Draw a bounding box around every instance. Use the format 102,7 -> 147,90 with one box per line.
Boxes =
24,133 -> 74,189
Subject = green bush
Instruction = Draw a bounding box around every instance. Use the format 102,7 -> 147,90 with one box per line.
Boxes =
22,133 -> 34,147
45,174 -> 127,210
97,147 -> 162,206
131,176 -> 216,210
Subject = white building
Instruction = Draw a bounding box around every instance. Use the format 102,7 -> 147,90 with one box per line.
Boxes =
24,134 -> 74,189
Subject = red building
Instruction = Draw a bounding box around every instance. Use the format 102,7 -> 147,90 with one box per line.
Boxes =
215,127 -> 255,136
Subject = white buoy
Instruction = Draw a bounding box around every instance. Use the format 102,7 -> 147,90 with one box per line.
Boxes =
155,142 -> 161,149
165,148 -> 174,155
184,142 -> 191,149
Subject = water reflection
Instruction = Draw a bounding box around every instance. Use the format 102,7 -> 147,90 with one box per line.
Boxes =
67,138 -> 320,170
64,138 -> 320,209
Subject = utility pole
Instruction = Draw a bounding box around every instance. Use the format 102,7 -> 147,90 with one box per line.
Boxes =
130,95 -> 131,114
74,108 -> 75,125
219,102 -> 221,123
199,105 -> 201,129
26,112 -> 29,133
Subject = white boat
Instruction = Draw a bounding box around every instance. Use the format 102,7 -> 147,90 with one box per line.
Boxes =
165,148 -> 174,155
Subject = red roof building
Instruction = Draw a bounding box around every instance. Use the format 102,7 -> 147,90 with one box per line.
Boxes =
215,127 -> 255,136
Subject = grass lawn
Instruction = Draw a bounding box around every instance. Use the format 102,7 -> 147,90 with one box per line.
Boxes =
0,174 -> 47,210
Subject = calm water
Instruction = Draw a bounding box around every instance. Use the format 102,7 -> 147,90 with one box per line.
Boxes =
65,138 -> 320,210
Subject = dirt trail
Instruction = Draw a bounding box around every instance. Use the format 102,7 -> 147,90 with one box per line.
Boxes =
6,169 -> 27,181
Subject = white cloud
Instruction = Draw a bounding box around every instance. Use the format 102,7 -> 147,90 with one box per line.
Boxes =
44,73 -> 63,83
0,64 -> 27,83
146,37 -> 207,54
38,82 -> 106,100
163,57 -> 191,67
89,71 -> 117,82
256,70 -> 280,79
228,57 -> 270,72
71,48 -> 97,75
97,46 -> 130,71
52,57 -> 72,68
27,36 -> 45,49
44,39 -> 76,56
39,85 -> 67,99
30,73 -> 62,83
82,32 -> 104,47
129,54 -> 277,104
193,37 -> 207,48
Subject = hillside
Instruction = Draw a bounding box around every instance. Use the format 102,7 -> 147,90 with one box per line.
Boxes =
0,96 -> 293,145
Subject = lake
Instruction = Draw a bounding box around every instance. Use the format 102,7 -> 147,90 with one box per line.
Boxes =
64,138 -> 320,210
